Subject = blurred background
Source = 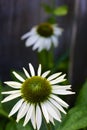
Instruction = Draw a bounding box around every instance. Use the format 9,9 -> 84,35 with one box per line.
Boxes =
0,0 -> 87,105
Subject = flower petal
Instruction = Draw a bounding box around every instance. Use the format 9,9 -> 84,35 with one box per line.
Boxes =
4,81 -> 22,89
31,106 -> 36,130
45,101 -> 61,122
49,98 -> 66,114
36,105 -> 42,130
51,35 -> 58,47
23,67 -> 30,78
50,94 -> 69,108
1,93 -> 21,103
9,99 -> 24,117
2,90 -> 20,95
52,89 -> 75,95
21,27 -> 36,39
47,72 -> 62,81
23,104 -> 34,126
25,35 -> 39,47
41,103 -> 49,123
52,85 -> 71,90
50,74 -> 66,85
29,63 -> 35,76
37,64 -> 41,76
16,102 -> 29,122
41,70 -> 50,78
13,71 -> 25,82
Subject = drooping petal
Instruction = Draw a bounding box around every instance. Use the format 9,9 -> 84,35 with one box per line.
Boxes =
44,101 -> 61,122
31,106 -> 36,130
43,38 -> 51,50
36,105 -> 42,130
41,70 -> 50,78
25,35 -> 39,47
23,67 -> 30,78
4,81 -> 22,89
53,26 -> 63,36
41,103 -> 49,123
21,27 -> 36,39
50,94 -> 69,108
16,102 -> 29,122
1,93 -> 21,103
49,98 -> 66,114
47,72 -> 62,81
37,64 -> 41,76
13,71 -> 25,82
2,90 -> 20,95
23,104 -> 34,126
32,37 -> 43,51
29,63 -> 35,76
9,99 -> 24,117
51,35 -> 58,47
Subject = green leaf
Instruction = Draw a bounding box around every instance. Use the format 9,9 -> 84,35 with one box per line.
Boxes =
41,3 -> 53,14
6,120 -> 33,130
53,5 -> 68,16
57,106 -> 87,130
75,80 -> 87,106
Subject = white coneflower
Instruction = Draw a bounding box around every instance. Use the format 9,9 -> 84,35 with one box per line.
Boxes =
21,23 -> 63,52
1,63 -> 74,130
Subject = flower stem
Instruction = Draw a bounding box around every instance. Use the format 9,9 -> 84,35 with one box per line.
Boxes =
47,123 -> 52,130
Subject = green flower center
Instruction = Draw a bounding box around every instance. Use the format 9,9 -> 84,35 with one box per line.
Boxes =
21,76 -> 52,104
37,23 -> 53,37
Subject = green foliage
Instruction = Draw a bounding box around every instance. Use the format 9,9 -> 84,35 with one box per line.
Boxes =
41,3 -> 53,14
53,5 -> 68,16
56,81 -> 87,130
6,120 -> 33,130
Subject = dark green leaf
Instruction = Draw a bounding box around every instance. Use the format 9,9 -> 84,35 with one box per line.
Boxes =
75,80 -> 87,106
53,5 -> 68,16
57,106 -> 87,130
41,3 -> 53,14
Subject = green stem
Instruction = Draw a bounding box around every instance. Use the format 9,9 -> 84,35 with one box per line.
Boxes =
37,48 -> 54,71
47,123 -> 52,130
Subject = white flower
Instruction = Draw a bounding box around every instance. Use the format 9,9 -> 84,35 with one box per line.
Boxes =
1,63 -> 74,130
21,23 -> 63,52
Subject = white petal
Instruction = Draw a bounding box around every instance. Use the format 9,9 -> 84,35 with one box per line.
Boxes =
36,105 -> 42,130
41,103 -> 49,123
52,89 -> 75,95
29,63 -> 35,76
53,27 -> 63,36
44,38 -> 51,50
52,85 -> 71,90
50,94 -> 69,108
13,71 -> 25,82
23,67 -> 30,78
2,90 -> 20,94
49,98 -> 66,114
23,104 -> 34,126
45,101 -> 61,122
48,114 -> 55,125
37,64 -> 41,76
16,102 -> 29,122
32,38 -> 43,51
4,81 -> 22,89
1,93 -> 21,103
50,74 -> 66,85
47,72 -> 62,81
21,27 -> 36,39
41,70 -> 50,78
51,36 -> 58,47
25,35 -> 39,47
31,106 -> 36,130
9,99 -> 24,117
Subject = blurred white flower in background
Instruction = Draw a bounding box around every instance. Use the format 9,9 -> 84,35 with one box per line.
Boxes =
21,23 -> 63,52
